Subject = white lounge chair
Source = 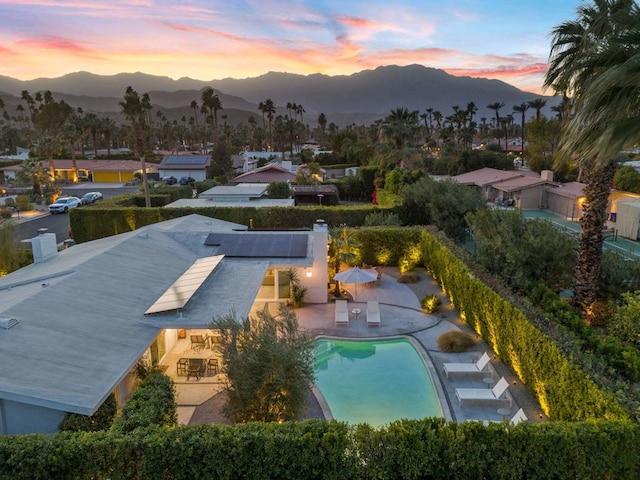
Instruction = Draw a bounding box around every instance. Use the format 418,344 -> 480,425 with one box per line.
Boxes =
455,377 -> 511,406
443,352 -> 491,378
483,407 -> 528,426
366,301 -> 380,327
335,299 -> 349,326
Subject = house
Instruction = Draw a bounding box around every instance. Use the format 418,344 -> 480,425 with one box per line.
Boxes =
233,163 -> 296,184
158,155 -> 210,181
452,168 -> 555,209
292,184 -> 340,206
166,184 -> 295,208
543,181 -> 586,221
0,215 -> 328,434
1,159 -> 151,183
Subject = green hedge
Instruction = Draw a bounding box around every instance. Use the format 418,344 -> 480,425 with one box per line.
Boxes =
110,372 -> 177,434
1,419 -> 639,479
420,230 -> 630,421
69,206 -> 394,243
351,227 -> 423,271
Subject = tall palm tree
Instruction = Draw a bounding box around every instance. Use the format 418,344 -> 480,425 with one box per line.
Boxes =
201,87 -> 222,148
317,113 -> 327,141
513,102 -> 530,158
527,98 -> 547,119
261,99 -> 276,148
486,102 -> 504,134
120,86 -> 152,207
379,107 -> 420,151
544,0 -> 639,315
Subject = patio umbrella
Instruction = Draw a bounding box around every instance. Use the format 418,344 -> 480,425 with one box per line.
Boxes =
333,267 -> 378,302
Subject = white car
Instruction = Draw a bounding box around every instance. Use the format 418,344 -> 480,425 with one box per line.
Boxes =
49,196 -> 81,214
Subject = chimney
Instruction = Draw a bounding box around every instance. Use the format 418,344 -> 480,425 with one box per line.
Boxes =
541,170 -> 554,182
31,232 -> 58,263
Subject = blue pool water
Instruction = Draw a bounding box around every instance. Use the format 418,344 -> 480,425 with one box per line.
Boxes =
313,338 -> 443,427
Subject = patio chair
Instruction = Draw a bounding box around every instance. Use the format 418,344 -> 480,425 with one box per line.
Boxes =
455,377 -> 511,406
176,358 -> 188,377
366,301 -> 380,327
207,357 -> 219,375
335,299 -> 349,326
190,334 -> 208,351
187,358 -> 205,381
443,352 -> 491,378
483,407 -> 528,426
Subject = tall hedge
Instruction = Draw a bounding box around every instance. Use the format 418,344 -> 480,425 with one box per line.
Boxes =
420,229 -> 629,421
69,205 -> 395,244
1,419 -> 638,479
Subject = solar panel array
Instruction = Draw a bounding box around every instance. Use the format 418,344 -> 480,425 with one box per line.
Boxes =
205,233 -> 308,258
144,255 -> 223,315
164,155 -> 209,165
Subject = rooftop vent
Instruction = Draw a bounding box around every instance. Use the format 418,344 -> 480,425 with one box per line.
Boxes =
0,318 -> 18,330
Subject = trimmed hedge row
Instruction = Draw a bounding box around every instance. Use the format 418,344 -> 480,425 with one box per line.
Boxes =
351,226 -> 424,271
420,230 -> 630,421
1,419 -> 638,479
69,205 -> 391,244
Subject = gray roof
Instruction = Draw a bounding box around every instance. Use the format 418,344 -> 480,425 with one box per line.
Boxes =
0,214 -> 311,415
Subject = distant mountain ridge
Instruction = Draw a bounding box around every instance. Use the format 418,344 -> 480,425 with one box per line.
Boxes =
0,65 -> 559,126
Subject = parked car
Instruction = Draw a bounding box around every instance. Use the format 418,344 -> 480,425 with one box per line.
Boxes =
49,196 -> 81,214
162,176 -> 177,185
80,191 -> 103,205
179,176 -> 196,185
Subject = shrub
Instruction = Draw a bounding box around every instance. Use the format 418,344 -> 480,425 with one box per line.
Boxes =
16,195 -> 32,211
0,208 -> 11,219
421,294 -> 442,313
110,372 -> 177,434
58,394 -> 117,432
437,330 -> 476,352
397,272 -> 420,283
3,197 -> 16,208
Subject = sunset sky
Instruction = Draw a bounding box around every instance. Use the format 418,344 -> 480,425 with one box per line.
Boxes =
0,0 -> 583,94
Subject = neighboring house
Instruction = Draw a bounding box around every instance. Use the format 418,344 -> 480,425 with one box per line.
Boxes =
0,214 -> 328,434
158,155 -> 210,181
166,184 -> 295,208
1,159 -> 151,183
543,181 -> 586,221
233,163 -> 296,184
452,167 -> 554,209
292,184 -> 340,206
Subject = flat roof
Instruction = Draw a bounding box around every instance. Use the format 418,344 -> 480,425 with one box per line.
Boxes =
0,214 -> 309,415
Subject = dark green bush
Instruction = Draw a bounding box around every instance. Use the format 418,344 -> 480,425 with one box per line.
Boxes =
1,420 -> 639,479
110,372 -> 177,434
58,394 -> 117,432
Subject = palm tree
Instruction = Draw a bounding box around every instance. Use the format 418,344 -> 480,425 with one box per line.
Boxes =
201,87 -> 222,147
527,98 -> 547,119
486,102 -> 504,134
513,102 -> 529,158
379,107 -> 420,151
120,86 -> 152,207
60,117 -> 82,180
261,99 -> 276,148
317,113 -> 327,141
544,0 -> 639,315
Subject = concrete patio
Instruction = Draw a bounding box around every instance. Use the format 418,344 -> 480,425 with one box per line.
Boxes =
170,267 -> 546,426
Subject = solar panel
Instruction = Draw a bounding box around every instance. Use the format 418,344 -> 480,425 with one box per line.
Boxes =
204,233 -> 308,257
145,255 -> 223,314
164,155 -> 209,165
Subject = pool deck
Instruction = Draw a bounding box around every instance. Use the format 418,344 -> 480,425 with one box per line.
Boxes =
174,267 -> 546,426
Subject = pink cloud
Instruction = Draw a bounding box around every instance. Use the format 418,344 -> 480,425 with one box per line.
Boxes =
16,35 -> 92,55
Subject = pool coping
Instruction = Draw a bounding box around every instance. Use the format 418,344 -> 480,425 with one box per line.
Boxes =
311,334 -> 454,424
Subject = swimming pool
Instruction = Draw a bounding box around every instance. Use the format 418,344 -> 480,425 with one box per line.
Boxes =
313,338 -> 444,427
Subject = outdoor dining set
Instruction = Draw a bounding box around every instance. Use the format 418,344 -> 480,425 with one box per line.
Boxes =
176,334 -> 221,381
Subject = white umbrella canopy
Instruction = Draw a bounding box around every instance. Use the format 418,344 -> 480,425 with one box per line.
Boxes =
333,267 -> 378,301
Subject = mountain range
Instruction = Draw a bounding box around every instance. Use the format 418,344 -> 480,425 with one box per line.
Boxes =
0,64 -> 559,127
